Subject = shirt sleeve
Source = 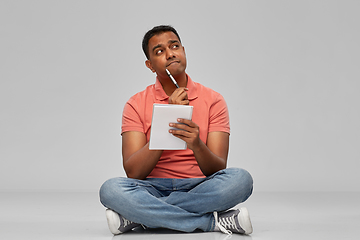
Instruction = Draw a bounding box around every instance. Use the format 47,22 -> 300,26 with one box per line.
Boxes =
208,94 -> 230,134
121,101 -> 144,135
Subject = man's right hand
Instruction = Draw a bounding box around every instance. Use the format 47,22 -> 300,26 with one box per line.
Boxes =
168,87 -> 189,105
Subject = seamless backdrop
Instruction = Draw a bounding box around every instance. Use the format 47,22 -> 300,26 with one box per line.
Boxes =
1,0 -> 359,192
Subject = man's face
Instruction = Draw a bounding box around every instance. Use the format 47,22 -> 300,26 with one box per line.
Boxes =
145,31 -> 186,77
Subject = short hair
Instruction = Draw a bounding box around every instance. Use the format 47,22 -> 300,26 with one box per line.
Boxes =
142,25 -> 181,59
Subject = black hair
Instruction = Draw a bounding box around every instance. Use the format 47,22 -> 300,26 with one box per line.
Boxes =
142,25 -> 181,59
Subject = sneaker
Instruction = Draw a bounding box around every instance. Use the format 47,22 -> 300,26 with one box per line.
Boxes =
105,209 -> 141,234
213,208 -> 253,235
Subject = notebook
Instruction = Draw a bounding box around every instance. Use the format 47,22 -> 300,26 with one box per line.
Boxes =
149,104 -> 193,150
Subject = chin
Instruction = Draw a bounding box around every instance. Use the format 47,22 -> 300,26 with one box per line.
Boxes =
169,66 -> 186,76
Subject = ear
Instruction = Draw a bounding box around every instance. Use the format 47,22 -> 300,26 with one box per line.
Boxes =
145,60 -> 156,73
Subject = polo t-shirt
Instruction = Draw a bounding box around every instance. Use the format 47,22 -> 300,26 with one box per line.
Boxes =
121,75 -> 230,179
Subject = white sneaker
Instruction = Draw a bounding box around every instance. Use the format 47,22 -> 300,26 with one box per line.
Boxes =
213,207 -> 253,235
105,209 -> 140,235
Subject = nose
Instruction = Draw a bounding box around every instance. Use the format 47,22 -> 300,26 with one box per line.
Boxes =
165,48 -> 175,60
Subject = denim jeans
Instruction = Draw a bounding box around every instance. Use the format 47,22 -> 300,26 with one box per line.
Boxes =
99,168 -> 253,233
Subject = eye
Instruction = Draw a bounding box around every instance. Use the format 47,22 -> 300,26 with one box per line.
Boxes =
172,44 -> 179,49
155,49 -> 163,55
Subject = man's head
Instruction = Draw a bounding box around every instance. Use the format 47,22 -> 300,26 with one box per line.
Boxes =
143,25 -> 187,78
142,25 -> 181,60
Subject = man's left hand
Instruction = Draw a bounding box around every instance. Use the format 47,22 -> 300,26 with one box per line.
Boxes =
169,118 -> 200,151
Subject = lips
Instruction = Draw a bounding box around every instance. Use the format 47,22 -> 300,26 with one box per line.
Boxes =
166,60 -> 180,67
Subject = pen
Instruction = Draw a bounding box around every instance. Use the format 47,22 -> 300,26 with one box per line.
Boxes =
165,69 -> 179,88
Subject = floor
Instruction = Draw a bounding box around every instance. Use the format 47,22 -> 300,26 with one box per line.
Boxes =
0,192 -> 359,240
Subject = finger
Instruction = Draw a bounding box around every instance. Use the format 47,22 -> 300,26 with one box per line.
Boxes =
174,87 -> 187,95
169,122 -> 190,132
171,133 -> 189,142
177,118 -> 197,128
177,87 -> 188,92
169,88 -> 188,105
174,89 -> 188,101
179,91 -> 188,99
181,100 -> 190,105
171,91 -> 187,101
169,129 -> 192,139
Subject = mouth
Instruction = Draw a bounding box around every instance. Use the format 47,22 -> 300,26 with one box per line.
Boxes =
166,60 -> 180,67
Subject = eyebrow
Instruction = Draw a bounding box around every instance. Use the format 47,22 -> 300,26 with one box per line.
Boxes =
168,40 -> 180,45
152,44 -> 163,53
152,40 -> 180,53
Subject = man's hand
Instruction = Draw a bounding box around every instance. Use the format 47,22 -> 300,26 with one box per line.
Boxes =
169,118 -> 229,176
169,118 -> 201,151
168,87 -> 189,105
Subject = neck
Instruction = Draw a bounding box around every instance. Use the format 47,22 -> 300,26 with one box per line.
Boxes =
158,72 -> 187,96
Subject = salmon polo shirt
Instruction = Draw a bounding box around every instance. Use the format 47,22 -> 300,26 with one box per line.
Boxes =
121,75 -> 230,179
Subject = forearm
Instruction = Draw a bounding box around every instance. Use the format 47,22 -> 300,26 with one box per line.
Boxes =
192,140 -> 227,176
123,142 -> 163,180
169,119 -> 229,176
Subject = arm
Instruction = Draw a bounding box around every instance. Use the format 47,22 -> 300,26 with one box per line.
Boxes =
169,119 -> 229,176
168,88 -> 229,176
122,131 -> 163,179
196,131 -> 229,175
121,87 -> 188,179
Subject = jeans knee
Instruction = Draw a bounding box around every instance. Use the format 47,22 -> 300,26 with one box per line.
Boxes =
99,178 -> 119,207
224,167 -> 252,182
238,168 -> 253,200
226,168 -> 253,200
239,168 -> 253,185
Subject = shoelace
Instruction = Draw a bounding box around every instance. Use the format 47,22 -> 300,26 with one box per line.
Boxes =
121,216 -> 146,230
121,216 -> 133,228
214,211 -> 233,235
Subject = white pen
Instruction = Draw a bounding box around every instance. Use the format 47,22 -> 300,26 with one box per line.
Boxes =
165,69 -> 180,88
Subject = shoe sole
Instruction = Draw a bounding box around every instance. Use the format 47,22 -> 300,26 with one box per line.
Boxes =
105,209 -> 121,235
239,207 -> 253,234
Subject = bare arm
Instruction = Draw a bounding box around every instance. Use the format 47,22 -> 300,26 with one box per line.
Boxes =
122,131 -> 163,179
195,131 -> 229,175
122,87 -> 189,179
170,119 -> 229,176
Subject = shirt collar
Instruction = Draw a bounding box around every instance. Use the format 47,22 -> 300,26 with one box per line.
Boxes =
154,74 -> 198,101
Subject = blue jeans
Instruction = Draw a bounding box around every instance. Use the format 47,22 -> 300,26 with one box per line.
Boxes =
99,168 -> 253,233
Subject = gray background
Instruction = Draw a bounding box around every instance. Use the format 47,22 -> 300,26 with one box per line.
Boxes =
1,0 -> 359,192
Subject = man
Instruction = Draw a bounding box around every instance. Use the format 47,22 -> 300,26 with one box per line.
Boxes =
99,25 -> 253,235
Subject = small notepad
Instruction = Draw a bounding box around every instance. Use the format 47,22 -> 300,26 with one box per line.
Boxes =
149,104 -> 193,150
